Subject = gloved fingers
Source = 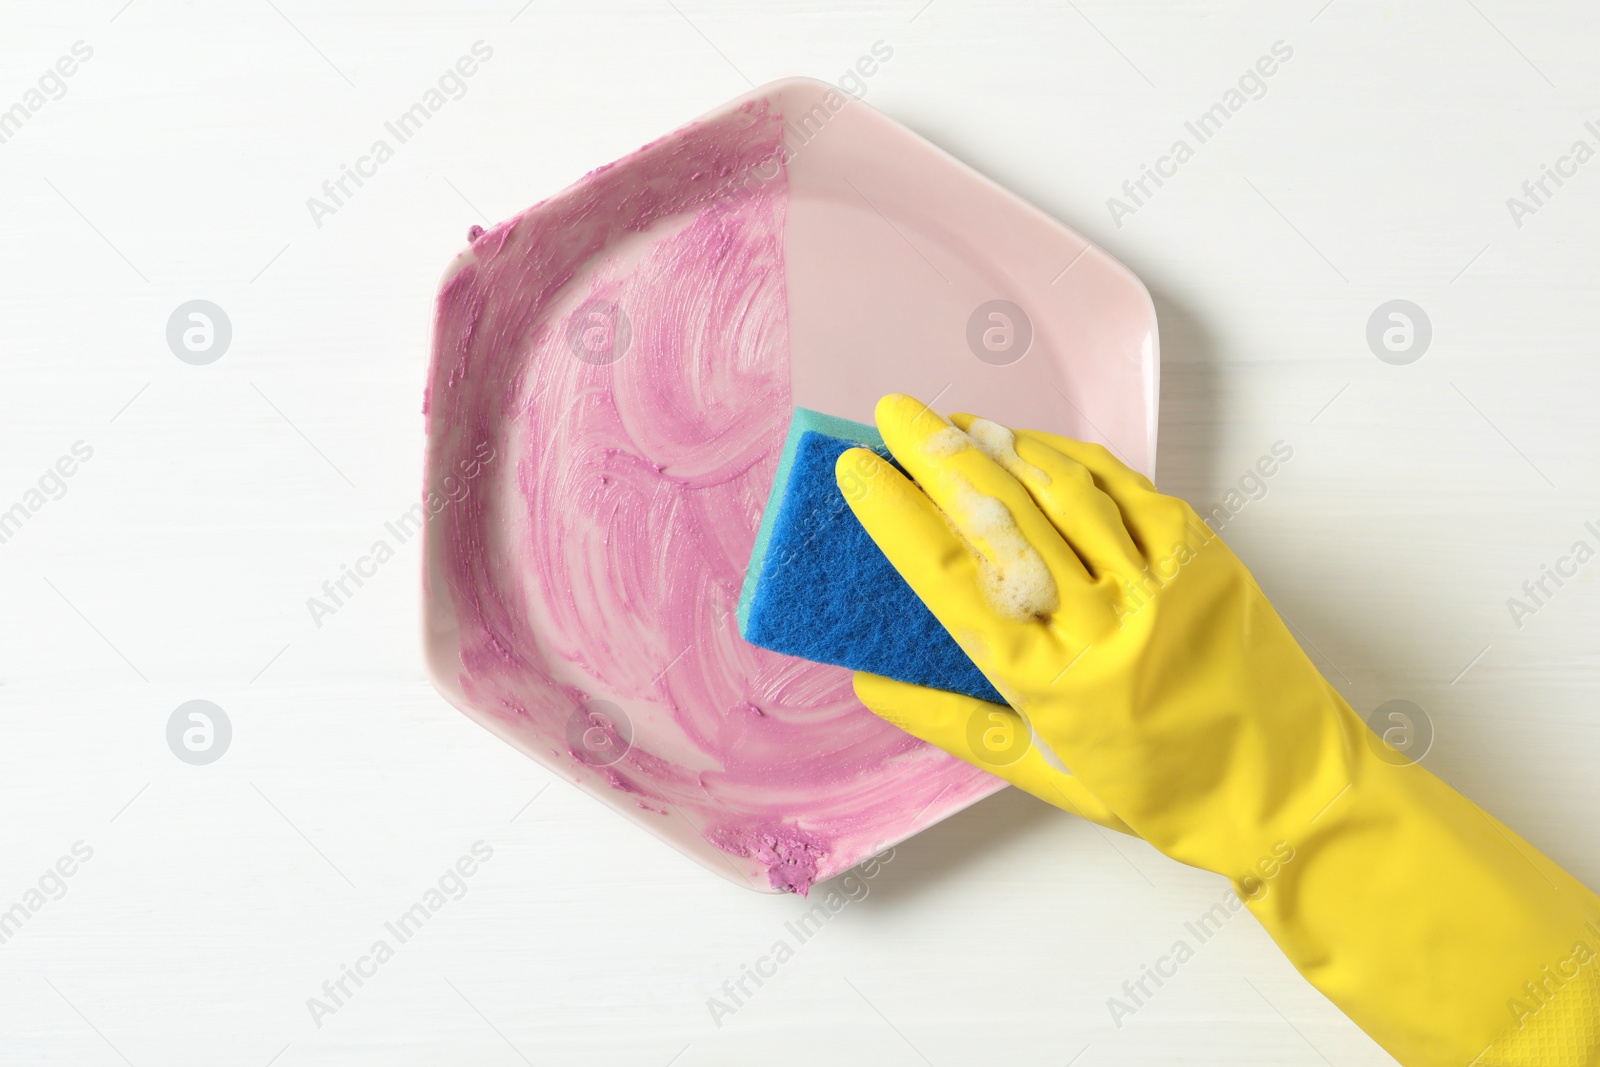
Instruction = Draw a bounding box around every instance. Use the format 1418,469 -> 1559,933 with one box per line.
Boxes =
852,671 -> 1134,835
949,413 -> 1144,580
868,393 -> 1093,620
1014,430 -> 1158,499
1011,428 -> 1209,562
835,446 -> 1012,640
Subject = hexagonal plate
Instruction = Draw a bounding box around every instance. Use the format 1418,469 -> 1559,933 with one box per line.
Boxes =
422,77 -> 1157,893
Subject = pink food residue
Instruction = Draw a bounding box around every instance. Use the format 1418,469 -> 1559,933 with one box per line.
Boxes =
425,99 -> 997,893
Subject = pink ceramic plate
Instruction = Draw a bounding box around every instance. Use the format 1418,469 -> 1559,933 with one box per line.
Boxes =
422,77 -> 1158,893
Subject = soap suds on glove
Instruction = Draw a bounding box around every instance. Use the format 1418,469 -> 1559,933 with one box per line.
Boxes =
965,417 -> 1048,487
922,417 -> 1048,488
923,424 -> 969,459
919,416 -> 1056,620
954,480 -> 1058,621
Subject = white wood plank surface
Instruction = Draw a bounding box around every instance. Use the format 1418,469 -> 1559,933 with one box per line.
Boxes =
2,2 -> 1596,1063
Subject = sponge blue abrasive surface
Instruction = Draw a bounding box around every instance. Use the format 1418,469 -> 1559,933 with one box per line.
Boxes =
737,408 -> 1005,705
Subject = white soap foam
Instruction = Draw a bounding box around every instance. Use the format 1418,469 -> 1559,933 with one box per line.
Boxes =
965,417 -> 1049,486
923,424 -> 969,459
914,413 -> 1057,620
954,480 -> 1058,621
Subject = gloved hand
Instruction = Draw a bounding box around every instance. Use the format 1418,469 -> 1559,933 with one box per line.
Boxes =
837,393 -> 1600,1067
853,655 -> 1134,835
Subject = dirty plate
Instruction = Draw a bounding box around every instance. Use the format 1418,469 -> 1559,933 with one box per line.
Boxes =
421,77 -> 1157,893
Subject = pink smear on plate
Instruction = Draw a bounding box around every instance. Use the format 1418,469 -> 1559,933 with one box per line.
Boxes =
424,98 -> 999,893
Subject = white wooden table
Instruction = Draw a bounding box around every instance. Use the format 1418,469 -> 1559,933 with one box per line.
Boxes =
3,2 -> 1596,1063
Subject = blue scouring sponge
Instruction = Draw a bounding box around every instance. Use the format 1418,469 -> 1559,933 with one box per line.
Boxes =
737,408 -> 1004,705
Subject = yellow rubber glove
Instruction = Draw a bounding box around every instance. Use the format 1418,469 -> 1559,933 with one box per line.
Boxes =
862,671 -> 1133,835
838,393 -> 1600,1067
